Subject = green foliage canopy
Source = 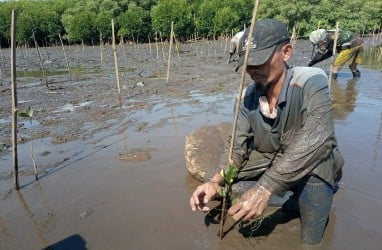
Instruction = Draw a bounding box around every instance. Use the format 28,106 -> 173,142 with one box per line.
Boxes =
118,2 -> 151,41
150,0 -> 194,40
0,0 -> 380,47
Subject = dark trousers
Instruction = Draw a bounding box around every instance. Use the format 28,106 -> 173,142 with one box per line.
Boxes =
231,175 -> 334,245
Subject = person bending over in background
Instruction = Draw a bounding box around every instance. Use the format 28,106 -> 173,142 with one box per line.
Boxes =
228,30 -> 244,63
189,19 -> 344,245
308,28 -> 364,79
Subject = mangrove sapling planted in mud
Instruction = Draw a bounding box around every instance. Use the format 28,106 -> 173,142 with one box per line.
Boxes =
217,165 -> 279,238
218,164 -> 238,239
19,106 -> 38,180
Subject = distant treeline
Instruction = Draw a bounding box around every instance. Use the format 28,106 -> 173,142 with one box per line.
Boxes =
0,0 -> 381,47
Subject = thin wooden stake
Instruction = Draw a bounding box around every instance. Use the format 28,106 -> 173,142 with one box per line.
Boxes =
11,9 -> 19,190
58,33 -> 70,74
155,31 -> 159,59
33,32 -> 48,87
30,128 -> 38,180
166,21 -> 174,84
220,0 -> 261,239
160,31 -> 166,63
0,45 -> 3,85
291,25 -> 297,49
99,32 -> 103,64
111,19 -> 121,98
173,32 -> 181,61
148,35 -> 152,55
328,21 -> 340,91
121,35 -> 127,61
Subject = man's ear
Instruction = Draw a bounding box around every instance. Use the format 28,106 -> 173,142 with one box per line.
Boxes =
282,44 -> 293,62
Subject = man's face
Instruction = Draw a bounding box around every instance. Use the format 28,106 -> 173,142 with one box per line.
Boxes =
245,43 -> 292,88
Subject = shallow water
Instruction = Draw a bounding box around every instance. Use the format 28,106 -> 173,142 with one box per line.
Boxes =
0,41 -> 382,249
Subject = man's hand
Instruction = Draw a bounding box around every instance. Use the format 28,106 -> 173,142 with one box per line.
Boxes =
227,185 -> 271,221
190,173 -> 224,212
189,181 -> 221,212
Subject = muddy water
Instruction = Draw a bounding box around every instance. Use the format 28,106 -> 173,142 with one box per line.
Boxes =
0,40 -> 382,249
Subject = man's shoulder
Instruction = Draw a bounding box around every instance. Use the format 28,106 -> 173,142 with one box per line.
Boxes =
290,66 -> 327,88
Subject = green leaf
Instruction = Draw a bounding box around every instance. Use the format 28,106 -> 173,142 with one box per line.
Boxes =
27,106 -> 33,117
223,165 -> 238,184
19,106 -> 33,118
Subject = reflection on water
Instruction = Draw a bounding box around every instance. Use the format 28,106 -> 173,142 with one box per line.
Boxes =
371,110 -> 382,170
16,190 -> 49,247
0,216 -> 11,247
331,78 -> 358,120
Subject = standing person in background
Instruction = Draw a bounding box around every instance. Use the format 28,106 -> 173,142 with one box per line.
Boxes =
308,28 -> 364,79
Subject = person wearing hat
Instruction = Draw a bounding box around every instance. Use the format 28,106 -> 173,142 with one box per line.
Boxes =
308,28 -> 364,79
189,19 -> 344,245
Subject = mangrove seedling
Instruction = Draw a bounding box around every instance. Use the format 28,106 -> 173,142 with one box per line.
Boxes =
218,164 -> 238,239
19,106 -> 38,180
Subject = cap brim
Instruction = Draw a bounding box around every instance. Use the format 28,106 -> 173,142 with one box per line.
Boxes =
235,45 -> 276,72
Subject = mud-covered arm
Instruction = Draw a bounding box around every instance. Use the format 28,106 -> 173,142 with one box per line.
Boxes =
308,51 -> 332,66
308,39 -> 333,66
257,75 -> 335,195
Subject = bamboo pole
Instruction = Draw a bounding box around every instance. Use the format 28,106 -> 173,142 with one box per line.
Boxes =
111,19 -> 121,98
148,35 -> 152,55
0,45 -> 3,85
11,9 -> 19,190
120,35 -> 127,61
33,32 -> 48,87
328,21 -> 340,91
99,32 -> 103,64
224,34 -> 228,52
166,21 -> 174,84
160,32 -> 166,62
193,13 -> 197,43
120,35 -> 130,79
136,33 -> 140,51
213,26 -> 216,55
155,31 -> 159,59
132,34 -> 137,54
220,0 -> 261,239
291,25 -> 297,49
173,32 -> 181,61
58,33 -> 70,74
